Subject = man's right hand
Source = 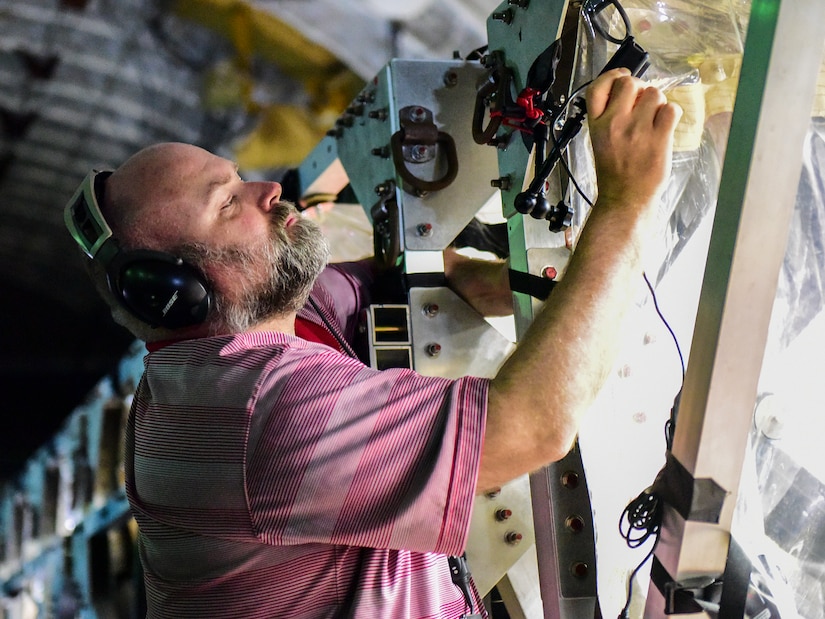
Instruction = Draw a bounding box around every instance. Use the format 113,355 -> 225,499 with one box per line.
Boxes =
586,68 -> 682,222
479,69 -> 681,493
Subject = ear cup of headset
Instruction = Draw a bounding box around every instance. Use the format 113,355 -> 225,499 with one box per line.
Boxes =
107,249 -> 212,330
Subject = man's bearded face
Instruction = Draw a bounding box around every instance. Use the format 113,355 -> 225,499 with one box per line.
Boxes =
180,202 -> 330,333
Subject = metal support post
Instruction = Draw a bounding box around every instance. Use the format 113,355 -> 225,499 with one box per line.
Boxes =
485,1 -> 601,617
645,1 -> 825,616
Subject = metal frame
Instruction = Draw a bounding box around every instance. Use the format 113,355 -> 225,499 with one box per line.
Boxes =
485,2 -> 602,618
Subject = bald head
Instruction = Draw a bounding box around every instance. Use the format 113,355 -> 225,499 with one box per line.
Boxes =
79,141 -> 328,338
104,142 -> 216,249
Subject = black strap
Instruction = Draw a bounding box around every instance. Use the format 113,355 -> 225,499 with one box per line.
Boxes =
718,536 -> 751,619
404,271 -> 447,289
651,452 -> 727,524
508,268 -> 556,300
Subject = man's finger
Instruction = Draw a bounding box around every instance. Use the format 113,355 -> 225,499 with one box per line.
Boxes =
654,101 -> 683,133
586,67 -> 632,118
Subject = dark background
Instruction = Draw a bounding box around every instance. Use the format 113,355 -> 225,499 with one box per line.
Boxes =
0,0 -> 492,483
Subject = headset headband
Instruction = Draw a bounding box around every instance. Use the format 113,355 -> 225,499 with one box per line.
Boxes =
64,169 -> 117,262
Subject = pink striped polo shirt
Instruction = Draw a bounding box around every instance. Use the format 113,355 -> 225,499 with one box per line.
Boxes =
125,264 -> 490,618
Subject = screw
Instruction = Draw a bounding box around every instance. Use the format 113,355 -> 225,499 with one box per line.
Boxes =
336,114 -> 354,127
422,303 -> 439,317
368,108 -> 388,121
485,487 -> 502,499
490,176 -> 512,190
505,531 -> 523,545
495,508 -> 513,521
416,222 -> 433,237
371,146 -> 390,158
326,127 -> 343,138
410,144 -> 430,161
409,106 -> 428,123
508,0 -> 529,7
541,266 -> 558,279
443,70 -> 459,87
426,343 -> 442,357
346,103 -> 365,116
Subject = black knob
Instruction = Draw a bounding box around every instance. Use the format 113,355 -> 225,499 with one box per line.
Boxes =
547,201 -> 574,232
530,194 -> 551,219
514,191 -> 537,214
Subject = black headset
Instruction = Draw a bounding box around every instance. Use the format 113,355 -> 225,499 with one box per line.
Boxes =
64,169 -> 213,330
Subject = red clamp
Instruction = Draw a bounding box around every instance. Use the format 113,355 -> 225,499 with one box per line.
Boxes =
489,87 -> 544,133
515,87 -> 544,121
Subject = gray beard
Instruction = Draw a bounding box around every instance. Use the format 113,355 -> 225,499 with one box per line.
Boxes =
179,207 -> 330,333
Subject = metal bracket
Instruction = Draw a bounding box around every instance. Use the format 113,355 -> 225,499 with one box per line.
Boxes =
391,105 -> 459,194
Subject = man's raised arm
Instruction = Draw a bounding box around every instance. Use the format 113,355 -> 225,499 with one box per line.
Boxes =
479,68 -> 682,492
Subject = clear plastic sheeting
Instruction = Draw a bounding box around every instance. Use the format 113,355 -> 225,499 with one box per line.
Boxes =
567,1 -> 748,617
738,116 -> 825,619
571,2 -> 825,615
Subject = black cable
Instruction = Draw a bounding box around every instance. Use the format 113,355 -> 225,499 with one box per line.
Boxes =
642,273 -> 685,451
618,542 -> 658,619
619,488 -> 662,549
642,273 -> 686,381
615,276 -> 685,617
550,114 -> 595,209
525,80 -> 593,217
584,0 -> 633,45
448,555 -> 476,617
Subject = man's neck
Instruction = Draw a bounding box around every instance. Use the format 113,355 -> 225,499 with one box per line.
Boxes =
247,312 -> 298,336
145,312 -> 298,350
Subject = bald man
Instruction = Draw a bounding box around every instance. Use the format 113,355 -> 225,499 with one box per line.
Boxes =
66,69 -> 680,619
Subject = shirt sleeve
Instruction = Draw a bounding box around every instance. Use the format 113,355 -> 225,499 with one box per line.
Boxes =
245,345 -> 488,557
